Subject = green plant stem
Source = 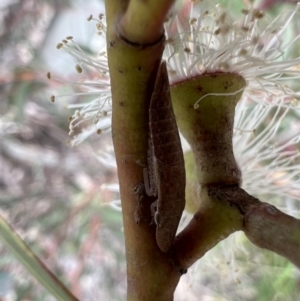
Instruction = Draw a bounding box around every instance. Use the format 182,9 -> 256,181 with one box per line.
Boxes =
118,0 -> 174,45
245,202 -> 300,268
184,151 -> 201,214
174,186 -> 243,269
208,185 -> 300,269
170,73 -> 246,269
171,73 -> 245,184
105,1 -> 180,300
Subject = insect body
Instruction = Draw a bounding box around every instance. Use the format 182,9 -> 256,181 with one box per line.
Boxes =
144,61 -> 186,252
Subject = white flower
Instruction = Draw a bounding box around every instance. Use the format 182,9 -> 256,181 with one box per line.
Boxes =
51,15 -> 112,146
164,1 -> 300,107
234,99 -> 300,206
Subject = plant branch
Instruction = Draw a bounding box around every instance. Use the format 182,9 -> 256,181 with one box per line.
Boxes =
173,185 -> 243,270
170,73 -> 246,269
208,185 -> 300,268
105,1 -> 180,300
118,0 -> 175,45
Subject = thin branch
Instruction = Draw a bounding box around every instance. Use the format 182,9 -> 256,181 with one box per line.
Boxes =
208,185 -> 300,268
173,185 -> 243,270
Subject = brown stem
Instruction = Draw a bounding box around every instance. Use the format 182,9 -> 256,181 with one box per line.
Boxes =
208,185 -> 300,268
173,185 -> 242,270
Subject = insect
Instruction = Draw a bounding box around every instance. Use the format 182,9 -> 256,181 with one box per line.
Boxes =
144,61 -> 186,252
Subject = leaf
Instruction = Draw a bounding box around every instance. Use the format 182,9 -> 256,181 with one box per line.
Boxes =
0,214 -> 80,301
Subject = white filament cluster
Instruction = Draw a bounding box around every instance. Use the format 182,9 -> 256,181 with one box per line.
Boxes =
52,14 -> 111,145
234,98 -> 300,204
164,1 -> 300,107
